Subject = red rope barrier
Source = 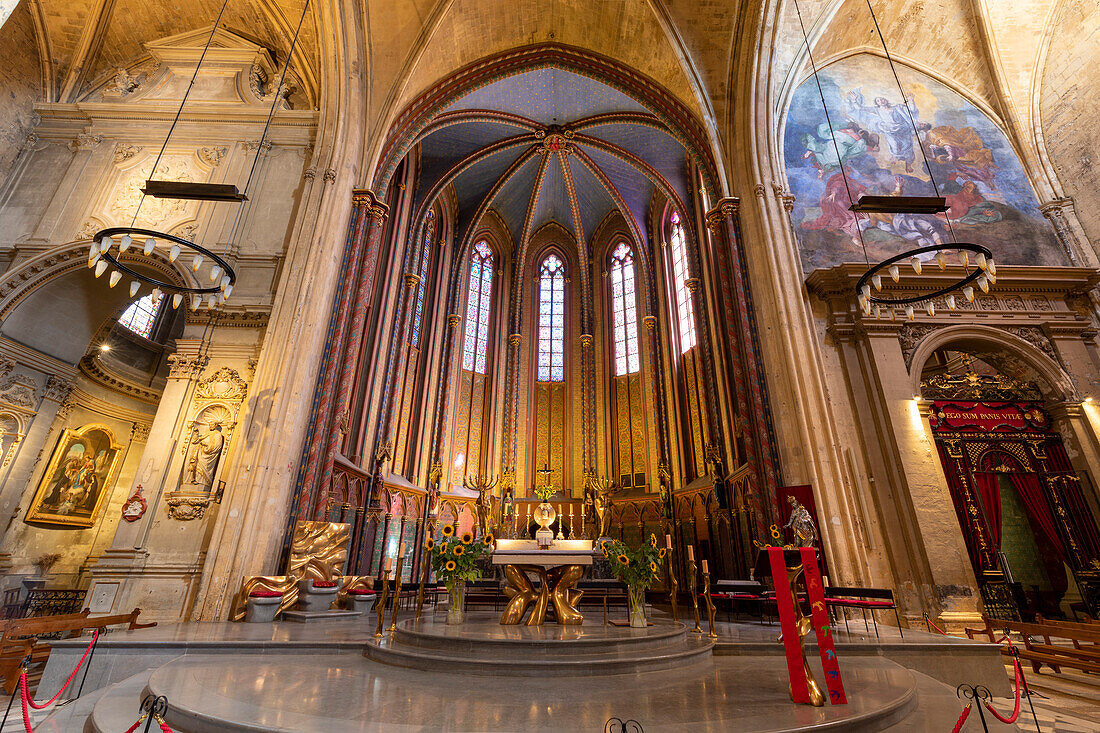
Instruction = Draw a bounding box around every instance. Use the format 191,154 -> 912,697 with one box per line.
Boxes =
983,658 -> 1022,724
21,630 -> 99,709
950,703 -> 970,733
123,715 -> 146,733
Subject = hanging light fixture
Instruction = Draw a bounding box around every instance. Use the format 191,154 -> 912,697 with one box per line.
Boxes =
89,0 -> 311,308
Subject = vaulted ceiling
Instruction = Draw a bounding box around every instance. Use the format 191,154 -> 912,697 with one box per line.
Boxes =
22,0 -> 319,105
412,67 -> 692,257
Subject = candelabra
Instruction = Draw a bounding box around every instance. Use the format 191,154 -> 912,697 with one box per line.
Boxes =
463,473 -> 498,539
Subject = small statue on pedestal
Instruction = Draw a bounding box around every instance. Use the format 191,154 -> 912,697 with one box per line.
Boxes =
500,487 -> 515,539
783,495 -> 818,547
464,473 -> 498,539
585,476 -> 618,540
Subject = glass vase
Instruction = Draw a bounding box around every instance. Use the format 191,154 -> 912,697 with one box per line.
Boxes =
627,584 -> 647,628
446,579 -> 466,625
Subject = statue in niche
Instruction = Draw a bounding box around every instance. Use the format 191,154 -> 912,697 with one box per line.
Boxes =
499,487 -> 515,538
783,495 -> 818,547
182,421 -> 226,492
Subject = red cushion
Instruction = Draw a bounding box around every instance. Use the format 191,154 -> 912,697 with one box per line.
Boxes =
248,590 -> 284,598
312,581 -> 338,589
727,593 -> 761,599
347,588 -> 375,596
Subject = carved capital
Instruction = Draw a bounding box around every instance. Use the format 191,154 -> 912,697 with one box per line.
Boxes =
323,168 -> 338,184
508,333 -> 522,347
403,273 -> 421,289
642,315 -> 657,330
684,277 -> 701,293
198,146 -> 228,167
167,354 -> 208,380
579,334 -> 593,347
131,423 -> 152,442
447,314 -> 462,328
165,492 -> 213,521
43,375 -> 75,403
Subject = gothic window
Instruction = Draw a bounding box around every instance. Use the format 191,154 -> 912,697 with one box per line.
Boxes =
537,254 -> 565,382
117,293 -> 163,339
669,211 -> 696,353
410,210 -> 435,348
462,240 -> 494,374
609,242 -> 640,376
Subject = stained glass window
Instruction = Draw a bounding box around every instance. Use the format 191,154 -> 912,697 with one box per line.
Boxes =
118,293 -> 163,339
609,242 -> 640,376
537,254 -> 565,382
669,211 -> 697,353
410,210 -> 435,348
462,240 -> 494,374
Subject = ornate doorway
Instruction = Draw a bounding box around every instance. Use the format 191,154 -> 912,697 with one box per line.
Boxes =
923,352 -> 1100,619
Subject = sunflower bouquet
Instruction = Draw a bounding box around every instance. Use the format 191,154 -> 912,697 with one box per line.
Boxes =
599,534 -> 666,589
752,524 -> 794,550
429,524 -> 494,585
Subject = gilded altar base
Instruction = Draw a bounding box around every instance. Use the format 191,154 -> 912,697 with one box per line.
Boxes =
492,538 -> 593,626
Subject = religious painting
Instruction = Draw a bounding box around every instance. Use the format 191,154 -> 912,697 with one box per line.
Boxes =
783,54 -> 1064,273
25,425 -> 123,528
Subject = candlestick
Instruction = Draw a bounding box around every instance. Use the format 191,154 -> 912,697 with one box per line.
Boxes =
703,569 -> 717,639
665,534 -> 672,549
374,564 -> 391,638
568,504 -> 574,538
702,559 -> 709,574
399,542 -> 406,557
388,553 -> 405,633
688,558 -> 702,633
687,544 -> 694,562
665,543 -> 679,624
415,521 -> 433,621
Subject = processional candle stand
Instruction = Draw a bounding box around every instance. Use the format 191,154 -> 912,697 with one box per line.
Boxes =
375,557 -> 392,639
388,543 -> 406,633
687,544 -> 703,633
664,534 -> 679,623
702,559 -> 718,639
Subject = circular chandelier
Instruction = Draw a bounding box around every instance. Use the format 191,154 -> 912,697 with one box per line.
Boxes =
86,0 -> 310,311
855,243 -> 996,320
88,226 -> 236,309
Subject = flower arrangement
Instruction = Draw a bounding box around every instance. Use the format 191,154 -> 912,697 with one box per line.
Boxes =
599,534 -> 666,589
533,483 -> 557,503
430,525 -> 494,585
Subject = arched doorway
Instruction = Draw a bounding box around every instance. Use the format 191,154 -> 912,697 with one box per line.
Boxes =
922,349 -> 1100,619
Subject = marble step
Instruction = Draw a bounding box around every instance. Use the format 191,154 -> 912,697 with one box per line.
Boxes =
365,632 -> 714,676
81,670 -> 171,733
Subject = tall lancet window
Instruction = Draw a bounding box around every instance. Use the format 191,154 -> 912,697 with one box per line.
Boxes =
609,242 -> 640,376
394,211 -> 438,477
533,252 -> 568,496
608,241 -> 646,490
462,241 -> 494,374
449,240 -> 496,484
669,211 -> 696,353
537,254 -> 565,382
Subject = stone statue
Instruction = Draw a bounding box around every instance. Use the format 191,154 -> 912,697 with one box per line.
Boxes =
500,487 -> 515,538
183,423 -> 225,491
783,495 -> 818,547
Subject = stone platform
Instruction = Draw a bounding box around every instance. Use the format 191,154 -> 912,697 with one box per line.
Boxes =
38,612 -> 1013,732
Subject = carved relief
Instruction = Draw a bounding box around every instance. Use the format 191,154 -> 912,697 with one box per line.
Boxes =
43,375 -> 75,403
1030,296 -> 1052,311
167,354 -> 207,380
194,367 -> 248,402
899,324 -> 942,370
0,373 -> 38,409
197,146 -> 228,167
69,133 -> 103,152
113,145 -> 142,164
1001,326 -> 1059,363
1001,295 -> 1025,311
108,155 -> 200,229
165,494 -> 213,521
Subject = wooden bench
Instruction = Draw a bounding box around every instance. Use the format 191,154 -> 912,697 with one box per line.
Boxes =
0,607 -> 155,694
824,586 -> 903,638
966,615 -> 1100,675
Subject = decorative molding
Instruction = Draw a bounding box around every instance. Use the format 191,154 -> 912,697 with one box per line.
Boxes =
1001,326 -> 1058,363
164,492 -> 213,521
131,423 -> 152,442
194,367 -> 249,404
899,324 -> 943,370
113,144 -> 142,164
167,354 -> 208,380
69,132 -> 103,152
78,354 -> 161,404
323,168 -> 337,184
185,308 -> 270,329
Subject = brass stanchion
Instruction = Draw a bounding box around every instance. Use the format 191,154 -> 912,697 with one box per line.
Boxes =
702,560 -> 717,639
665,534 -> 679,623
374,558 -> 392,639
388,544 -> 406,633
687,545 -> 702,633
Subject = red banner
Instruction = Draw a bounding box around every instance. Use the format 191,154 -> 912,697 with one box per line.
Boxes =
768,547 -> 810,704
929,401 -> 1049,433
801,547 -> 847,705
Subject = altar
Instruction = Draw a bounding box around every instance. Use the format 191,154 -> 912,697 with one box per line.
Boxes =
492,538 -> 593,625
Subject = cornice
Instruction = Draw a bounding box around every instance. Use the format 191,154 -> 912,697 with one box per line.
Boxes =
806,264 -> 1100,299
78,354 -> 162,405
69,385 -> 155,426
0,337 -> 78,381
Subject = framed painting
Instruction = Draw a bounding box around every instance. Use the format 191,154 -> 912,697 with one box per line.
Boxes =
25,425 -> 124,528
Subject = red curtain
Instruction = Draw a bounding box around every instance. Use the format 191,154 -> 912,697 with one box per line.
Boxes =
973,472 -> 1002,549
1008,472 -> 1066,562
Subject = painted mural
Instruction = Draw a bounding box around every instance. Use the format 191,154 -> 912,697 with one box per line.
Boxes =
784,54 -> 1064,273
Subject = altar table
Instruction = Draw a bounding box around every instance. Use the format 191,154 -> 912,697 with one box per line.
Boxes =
492,539 -> 593,625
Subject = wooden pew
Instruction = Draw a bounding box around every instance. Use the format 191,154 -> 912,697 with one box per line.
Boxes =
0,608 -> 155,694
965,615 -> 1100,675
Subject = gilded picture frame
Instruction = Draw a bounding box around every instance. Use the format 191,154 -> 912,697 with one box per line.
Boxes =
25,424 -> 124,528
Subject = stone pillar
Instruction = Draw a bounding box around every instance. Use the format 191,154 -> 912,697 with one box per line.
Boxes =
641,315 -> 672,503
427,314 -> 463,491
705,199 -> 779,531
500,333 -> 523,484
373,272 -> 421,467
1040,198 -> 1096,268
83,343 -> 207,617
579,333 -> 595,477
